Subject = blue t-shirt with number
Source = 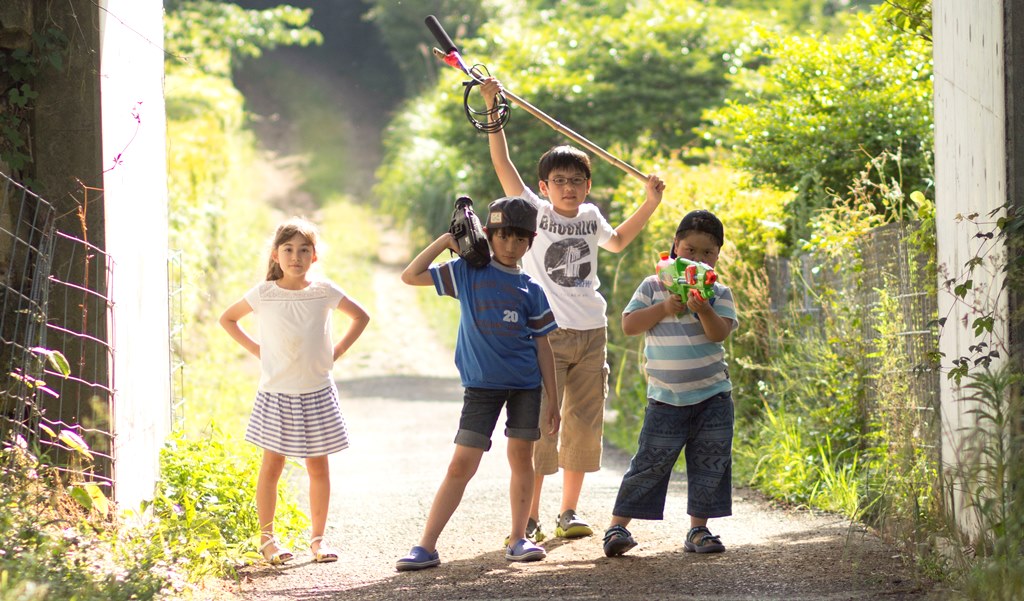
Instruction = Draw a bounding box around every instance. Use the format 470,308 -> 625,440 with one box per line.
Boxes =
430,257 -> 557,389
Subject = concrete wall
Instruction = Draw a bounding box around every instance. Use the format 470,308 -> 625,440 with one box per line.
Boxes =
98,0 -> 171,509
933,0 -> 1011,533
1007,0 -> 1024,361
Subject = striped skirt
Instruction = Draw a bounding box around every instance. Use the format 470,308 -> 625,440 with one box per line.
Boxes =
245,385 -> 350,458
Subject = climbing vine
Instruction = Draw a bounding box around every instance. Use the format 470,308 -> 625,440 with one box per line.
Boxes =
0,27 -> 67,180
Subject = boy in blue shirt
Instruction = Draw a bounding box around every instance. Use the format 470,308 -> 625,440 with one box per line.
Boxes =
396,196 -> 561,570
602,210 -> 739,557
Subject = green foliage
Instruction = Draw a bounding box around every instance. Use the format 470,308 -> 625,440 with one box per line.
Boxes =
145,430 -> 309,579
0,444 -> 169,601
723,158 -> 938,523
713,0 -> 877,31
0,27 -> 68,177
164,0 -> 322,77
878,0 -> 932,41
705,8 -> 933,248
860,282 -> 939,541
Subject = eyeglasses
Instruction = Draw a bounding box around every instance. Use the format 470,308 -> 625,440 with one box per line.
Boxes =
545,176 -> 588,187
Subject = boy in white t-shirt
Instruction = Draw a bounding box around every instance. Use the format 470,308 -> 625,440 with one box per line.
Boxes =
480,77 -> 665,541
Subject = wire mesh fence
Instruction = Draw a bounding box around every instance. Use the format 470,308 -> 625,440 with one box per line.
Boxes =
766,220 -> 940,460
0,170 -> 114,484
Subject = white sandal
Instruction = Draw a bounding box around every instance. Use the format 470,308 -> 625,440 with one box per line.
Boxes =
311,535 -> 339,563
259,534 -> 294,565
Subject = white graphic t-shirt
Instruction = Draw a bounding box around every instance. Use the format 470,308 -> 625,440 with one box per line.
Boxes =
520,187 -> 615,330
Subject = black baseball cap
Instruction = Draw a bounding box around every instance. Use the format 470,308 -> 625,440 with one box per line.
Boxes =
485,196 -> 537,234
670,210 -> 724,258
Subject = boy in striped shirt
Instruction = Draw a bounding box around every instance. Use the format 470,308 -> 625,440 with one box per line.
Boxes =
602,210 -> 739,557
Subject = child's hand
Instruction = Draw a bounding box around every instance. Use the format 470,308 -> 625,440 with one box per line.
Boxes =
646,174 -> 665,204
480,77 -> 503,109
663,293 -> 686,316
544,404 -> 561,436
686,290 -> 712,315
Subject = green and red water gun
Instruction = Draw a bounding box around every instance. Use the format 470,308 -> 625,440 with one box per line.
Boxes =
655,251 -> 717,303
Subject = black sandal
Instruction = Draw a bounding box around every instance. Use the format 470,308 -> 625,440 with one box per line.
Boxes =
684,526 -> 725,553
603,524 -> 637,557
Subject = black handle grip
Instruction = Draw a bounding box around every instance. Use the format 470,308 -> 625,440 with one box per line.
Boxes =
425,15 -> 458,54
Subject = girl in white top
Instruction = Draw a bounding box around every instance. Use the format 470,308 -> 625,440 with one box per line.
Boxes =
220,217 -> 370,565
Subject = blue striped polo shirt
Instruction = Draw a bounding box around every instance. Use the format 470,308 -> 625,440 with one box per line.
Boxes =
623,275 -> 738,406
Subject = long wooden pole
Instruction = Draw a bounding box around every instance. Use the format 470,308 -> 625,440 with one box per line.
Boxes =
430,46 -> 648,183
497,87 -> 648,183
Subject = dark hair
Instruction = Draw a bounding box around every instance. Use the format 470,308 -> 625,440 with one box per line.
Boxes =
486,226 -> 535,249
537,145 -> 592,181
266,217 -> 319,281
674,210 -> 724,248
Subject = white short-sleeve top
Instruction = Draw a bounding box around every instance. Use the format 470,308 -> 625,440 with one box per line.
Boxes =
243,280 -> 346,393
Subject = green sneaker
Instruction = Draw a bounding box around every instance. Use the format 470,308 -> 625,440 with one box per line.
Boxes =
555,509 -> 593,539
503,517 -> 546,547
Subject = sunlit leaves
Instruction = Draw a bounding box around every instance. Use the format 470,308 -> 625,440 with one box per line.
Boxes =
164,1 -> 322,77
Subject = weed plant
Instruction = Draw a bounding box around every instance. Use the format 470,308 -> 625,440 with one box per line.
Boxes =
143,429 -> 310,580
954,367 -> 1023,600
0,443 -> 170,601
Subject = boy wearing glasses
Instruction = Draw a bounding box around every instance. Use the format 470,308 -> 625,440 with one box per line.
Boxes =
480,77 -> 665,544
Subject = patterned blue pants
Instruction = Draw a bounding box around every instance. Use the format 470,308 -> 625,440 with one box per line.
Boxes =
612,392 -> 733,520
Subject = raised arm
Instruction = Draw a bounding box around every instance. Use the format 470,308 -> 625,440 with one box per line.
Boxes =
333,296 -> 371,361
220,298 -> 259,357
480,77 -> 527,197
602,174 -> 665,253
401,233 -> 458,286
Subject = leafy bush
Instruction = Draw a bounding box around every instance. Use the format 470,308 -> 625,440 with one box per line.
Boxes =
956,368 -> 1024,601
705,7 -> 933,247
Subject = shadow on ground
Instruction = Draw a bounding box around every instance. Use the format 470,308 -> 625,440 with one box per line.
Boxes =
237,530 -> 934,601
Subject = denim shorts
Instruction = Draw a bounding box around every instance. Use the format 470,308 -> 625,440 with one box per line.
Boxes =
454,386 -> 543,451
611,392 -> 734,520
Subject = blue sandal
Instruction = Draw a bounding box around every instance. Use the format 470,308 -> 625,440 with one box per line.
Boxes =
395,545 -> 440,571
